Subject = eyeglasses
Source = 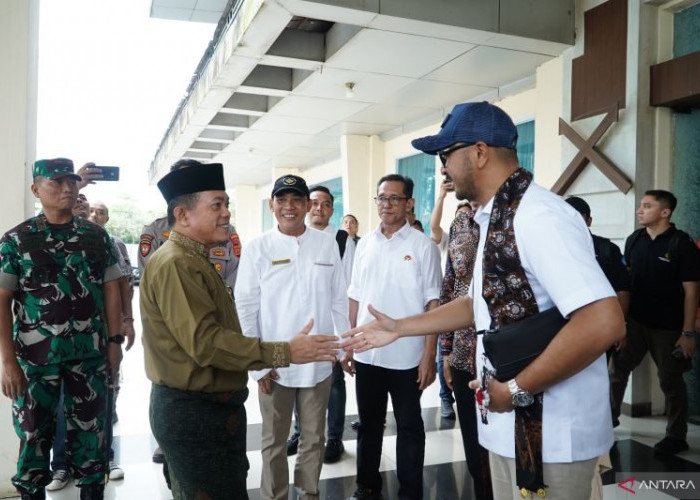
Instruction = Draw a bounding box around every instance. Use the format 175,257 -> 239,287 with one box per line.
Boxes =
374,195 -> 409,206
438,143 -> 474,167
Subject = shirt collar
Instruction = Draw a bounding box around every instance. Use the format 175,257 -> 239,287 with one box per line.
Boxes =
474,196 -> 494,225
169,230 -> 208,258
373,220 -> 412,240
274,225 -> 309,242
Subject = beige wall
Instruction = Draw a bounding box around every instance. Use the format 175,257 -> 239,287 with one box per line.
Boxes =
0,0 -> 39,495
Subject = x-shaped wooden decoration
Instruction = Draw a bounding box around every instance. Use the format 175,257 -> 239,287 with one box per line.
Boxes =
551,102 -> 633,195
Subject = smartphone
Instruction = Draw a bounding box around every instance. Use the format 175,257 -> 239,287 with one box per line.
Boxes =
95,166 -> 120,181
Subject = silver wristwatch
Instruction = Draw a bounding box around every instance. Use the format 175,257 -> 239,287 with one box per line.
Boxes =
508,379 -> 534,407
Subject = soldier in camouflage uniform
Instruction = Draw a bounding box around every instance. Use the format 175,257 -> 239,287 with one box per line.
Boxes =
0,158 -> 124,500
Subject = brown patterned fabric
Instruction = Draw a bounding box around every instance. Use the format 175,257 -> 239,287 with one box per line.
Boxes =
439,207 -> 480,373
481,168 -> 547,495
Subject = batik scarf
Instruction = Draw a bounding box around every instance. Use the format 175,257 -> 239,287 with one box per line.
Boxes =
482,167 -> 546,496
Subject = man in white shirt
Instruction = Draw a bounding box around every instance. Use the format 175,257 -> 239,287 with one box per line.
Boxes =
287,185 -> 355,463
235,175 -> 350,500
342,102 -> 625,500
341,174 -> 442,500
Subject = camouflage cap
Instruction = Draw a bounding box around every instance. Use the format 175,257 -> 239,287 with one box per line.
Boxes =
32,158 -> 82,181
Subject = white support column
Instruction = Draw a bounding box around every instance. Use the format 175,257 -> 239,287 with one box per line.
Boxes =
0,0 -> 39,495
340,135 -> 386,236
233,185 -> 259,244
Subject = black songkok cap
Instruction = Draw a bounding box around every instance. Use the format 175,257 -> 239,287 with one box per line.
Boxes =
157,163 -> 226,203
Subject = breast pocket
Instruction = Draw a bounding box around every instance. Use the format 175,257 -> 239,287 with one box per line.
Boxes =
311,262 -> 334,293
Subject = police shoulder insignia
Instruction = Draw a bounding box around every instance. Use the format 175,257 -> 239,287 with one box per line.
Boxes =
211,248 -> 226,257
230,232 -> 242,257
214,262 -> 223,272
140,236 -> 152,257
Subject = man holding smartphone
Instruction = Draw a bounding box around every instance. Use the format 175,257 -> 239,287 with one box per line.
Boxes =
0,158 -> 123,500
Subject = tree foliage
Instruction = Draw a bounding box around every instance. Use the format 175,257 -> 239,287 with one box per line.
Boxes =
103,196 -> 163,244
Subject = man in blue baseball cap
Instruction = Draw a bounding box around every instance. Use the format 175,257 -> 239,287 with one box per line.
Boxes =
342,101 -> 625,500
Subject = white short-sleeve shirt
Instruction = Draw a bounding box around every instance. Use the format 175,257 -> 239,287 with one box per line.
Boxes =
235,226 -> 350,387
472,183 -> 616,463
348,222 -> 442,369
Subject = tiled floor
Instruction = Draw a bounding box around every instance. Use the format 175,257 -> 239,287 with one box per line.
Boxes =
43,290 -> 700,499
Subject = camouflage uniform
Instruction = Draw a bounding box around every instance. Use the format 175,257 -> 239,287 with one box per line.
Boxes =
138,216 -> 242,289
0,213 -> 120,493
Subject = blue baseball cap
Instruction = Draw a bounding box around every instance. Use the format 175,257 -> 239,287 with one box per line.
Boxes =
411,101 -> 518,155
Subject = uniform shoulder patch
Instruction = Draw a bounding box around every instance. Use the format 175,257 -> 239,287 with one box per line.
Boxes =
230,232 -> 241,257
140,234 -> 153,257
211,247 -> 226,257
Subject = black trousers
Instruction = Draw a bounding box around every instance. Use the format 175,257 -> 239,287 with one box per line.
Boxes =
609,318 -> 690,439
355,361 -> 424,500
451,367 -> 493,500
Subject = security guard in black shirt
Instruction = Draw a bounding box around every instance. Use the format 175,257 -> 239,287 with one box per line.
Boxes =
565,197 -> 631,358
609,190 -> 700,456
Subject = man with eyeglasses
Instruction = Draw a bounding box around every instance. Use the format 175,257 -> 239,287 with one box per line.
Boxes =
341,173 -> 441,500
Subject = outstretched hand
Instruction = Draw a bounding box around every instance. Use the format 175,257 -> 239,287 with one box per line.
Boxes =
340,305 -> 400,353
289,319 -> 340,364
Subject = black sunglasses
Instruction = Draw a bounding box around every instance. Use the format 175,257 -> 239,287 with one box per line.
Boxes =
438,143 -> 474,166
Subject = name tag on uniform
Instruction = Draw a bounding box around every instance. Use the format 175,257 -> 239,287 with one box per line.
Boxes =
272,259 -> 291,266
314,262 -> 333,267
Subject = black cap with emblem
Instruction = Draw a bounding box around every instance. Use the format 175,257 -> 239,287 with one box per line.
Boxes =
270,174 -> 310,198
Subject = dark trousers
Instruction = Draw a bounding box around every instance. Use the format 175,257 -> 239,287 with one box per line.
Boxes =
355,361 -> 424,500
451,367 -> 493,500
437,354 -> 454,404
293,362 -> 346,440
52,383 -> 115,471
150,384 -> 249,500
609,318 -> 690,439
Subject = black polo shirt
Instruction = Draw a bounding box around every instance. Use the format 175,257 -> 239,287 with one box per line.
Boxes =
592,234 -> 631,292
626,225 -> 700,330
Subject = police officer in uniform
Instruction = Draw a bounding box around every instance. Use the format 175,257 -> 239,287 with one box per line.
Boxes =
0,158 -> 123,500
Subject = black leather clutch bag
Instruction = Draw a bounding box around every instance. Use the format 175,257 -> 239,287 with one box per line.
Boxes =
482,307 -> 568,382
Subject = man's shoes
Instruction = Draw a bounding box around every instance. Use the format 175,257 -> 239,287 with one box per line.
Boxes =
286,432 -> 300,456
109,461 -> 125,480
152,446 -> 165,464
20,488 -> 46,500
351,420 -> 361,431
324,438 -> 345,463
46,469 -> 70,491
79,484 -> 105,500
348,487 -> 383,499
654,436 -> 689,455
440,399 -> 456,419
